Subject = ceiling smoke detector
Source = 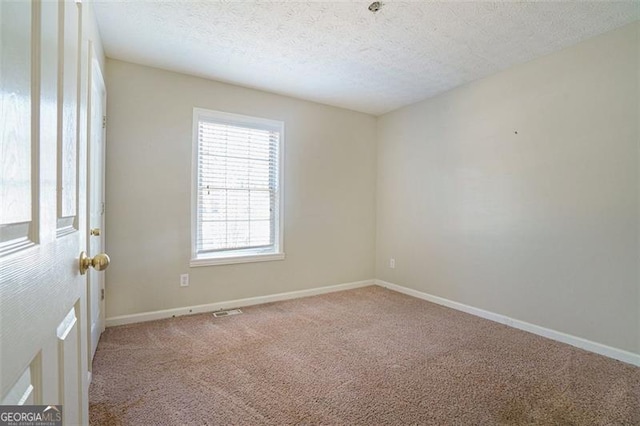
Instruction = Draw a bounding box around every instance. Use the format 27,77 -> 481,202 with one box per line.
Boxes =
368,2 -> 382,13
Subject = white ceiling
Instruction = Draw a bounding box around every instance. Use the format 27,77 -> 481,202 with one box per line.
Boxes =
93,1 -> 639,116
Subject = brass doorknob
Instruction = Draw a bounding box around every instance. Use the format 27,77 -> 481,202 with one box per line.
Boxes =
79,252 -> 110,275
90,228 -> 101,236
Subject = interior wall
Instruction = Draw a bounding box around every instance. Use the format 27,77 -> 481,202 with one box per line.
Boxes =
104,59 -> 376,318
376,22 -> 639,354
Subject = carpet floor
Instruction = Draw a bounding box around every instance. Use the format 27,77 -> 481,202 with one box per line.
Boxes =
89,286 -> 639,425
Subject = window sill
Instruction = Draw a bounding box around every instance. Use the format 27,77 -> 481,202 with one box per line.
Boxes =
190,252 -> 285,267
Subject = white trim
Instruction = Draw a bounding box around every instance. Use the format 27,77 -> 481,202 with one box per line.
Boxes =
190,252 -> 285,267
193,108 -> 283,131
105,279 -> 373,327
191,110 -> 198,263
375,279 -> 640,367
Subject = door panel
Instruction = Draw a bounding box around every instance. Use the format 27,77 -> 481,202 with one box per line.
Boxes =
57,305 -> 81,423
1,368 -> 34,406
0,1 -> 95,424
0,0 -> 34,254
88,52 -> 106,362
58,0 -> 79,228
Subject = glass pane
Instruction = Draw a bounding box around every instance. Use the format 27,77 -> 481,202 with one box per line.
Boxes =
199,155 -> 227,188
226,157 -> 249,189
250,220 -> 271,246
199,189 -> 226,221
226,132 -> 250,157
227,220 -> 249,248
227,190 -> 249,220
248,159 -> 270,189
200,221 -> 226,251
249,190 -> 271,221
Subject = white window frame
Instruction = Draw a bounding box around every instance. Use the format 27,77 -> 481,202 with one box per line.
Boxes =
190,108 -> 285,267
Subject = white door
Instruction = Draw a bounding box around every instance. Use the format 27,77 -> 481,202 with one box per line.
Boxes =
0,1 -> 106,423
87,52 -> 107,364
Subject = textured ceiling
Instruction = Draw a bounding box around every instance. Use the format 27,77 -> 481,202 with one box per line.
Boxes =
93,1 -> 639,115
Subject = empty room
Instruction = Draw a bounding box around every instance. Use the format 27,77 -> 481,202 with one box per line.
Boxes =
1,0 -> 639,424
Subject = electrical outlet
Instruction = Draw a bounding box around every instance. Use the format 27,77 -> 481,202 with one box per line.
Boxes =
180,273 -> 189,287
389,258 -> 395,269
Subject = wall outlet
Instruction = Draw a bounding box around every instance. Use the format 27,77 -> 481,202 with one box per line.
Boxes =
180,273 -> 189,287
389,258 -> 395,269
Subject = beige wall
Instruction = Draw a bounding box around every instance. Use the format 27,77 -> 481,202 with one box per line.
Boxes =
376,22 -> 640,353
104,59 -> 377,318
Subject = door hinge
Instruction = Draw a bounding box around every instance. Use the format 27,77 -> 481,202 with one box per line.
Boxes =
100,202 -> 105,215
102,115 -> 107,129
101,289 -> 105,301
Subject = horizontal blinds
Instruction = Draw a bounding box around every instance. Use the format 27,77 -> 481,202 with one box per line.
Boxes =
197,118 -> 279,254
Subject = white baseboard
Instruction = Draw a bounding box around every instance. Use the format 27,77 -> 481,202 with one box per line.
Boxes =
105,279 -> 374,327
375,279 -> 640,367
105,277 -> 639,366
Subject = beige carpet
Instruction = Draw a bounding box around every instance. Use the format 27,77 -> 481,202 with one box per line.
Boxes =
89,286 -> 639,425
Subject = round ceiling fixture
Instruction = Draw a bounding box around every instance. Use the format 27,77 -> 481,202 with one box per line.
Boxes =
368,2 -> 383,13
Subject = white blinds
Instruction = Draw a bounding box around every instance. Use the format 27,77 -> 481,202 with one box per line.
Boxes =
196,117 -> 280,255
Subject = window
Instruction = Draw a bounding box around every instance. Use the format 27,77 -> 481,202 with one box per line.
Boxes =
191,108 -> 284,266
